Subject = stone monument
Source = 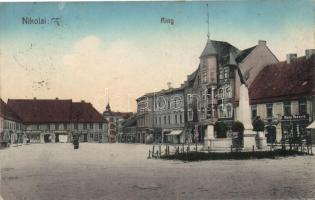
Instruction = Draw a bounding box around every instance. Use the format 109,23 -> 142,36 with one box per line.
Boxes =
238,84 -> 257,149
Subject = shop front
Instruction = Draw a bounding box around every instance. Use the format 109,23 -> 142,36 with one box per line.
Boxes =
281,114 -> 310,144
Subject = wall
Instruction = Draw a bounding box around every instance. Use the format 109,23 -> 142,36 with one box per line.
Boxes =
235,43 -> 279,101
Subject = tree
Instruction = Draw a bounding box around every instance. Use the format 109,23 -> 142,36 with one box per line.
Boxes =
215,121 -> 228,138
232,121 -> 244,134
232,121 -> 245,148
252,117 -> 265,132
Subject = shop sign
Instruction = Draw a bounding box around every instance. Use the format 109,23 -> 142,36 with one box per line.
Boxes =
282,114 -> 309,121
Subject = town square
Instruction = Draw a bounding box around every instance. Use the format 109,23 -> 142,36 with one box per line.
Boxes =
1,1 -> 315,199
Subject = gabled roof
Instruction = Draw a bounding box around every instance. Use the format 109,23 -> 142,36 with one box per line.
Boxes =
0,99 -> 21,122
7,99 -> 106,123
71,102 -> 106,123
122,115 -> 137,128
235,46 -> 257,63
249,55 -> 315,104
8,99 -> 72,123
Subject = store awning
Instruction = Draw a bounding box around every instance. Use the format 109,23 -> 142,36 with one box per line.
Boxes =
307,121 -> 315,129
167,130 -> 183,136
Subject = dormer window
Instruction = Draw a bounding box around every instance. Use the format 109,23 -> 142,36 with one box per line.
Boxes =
202,72 -> 207,83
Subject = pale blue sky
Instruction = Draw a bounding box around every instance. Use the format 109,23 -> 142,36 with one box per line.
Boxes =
0,1 -> 314,112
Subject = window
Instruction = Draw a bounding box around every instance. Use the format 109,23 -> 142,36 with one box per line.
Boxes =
159,117 -> 161,125
99,123 -> 103,129
167,115 -> 170,124
251,105 -> 257,119
197,76 -> 201,85
47,124 -> 50,130
219,70 -> 224,80
74,124 -> 78,130
55,124 -> 59,130
187,94 -> 192,104
299,99 -> 307,114
283,101 -> 291,116
226,87 -> 231,98
224,68 -> 229,79
203,72 -> 207,83
180,114 -> 183,124
90,123 -> 93,129
90,133 -> 94,139
94,134 -> 98,141
227,104 -> 232,118
188,109 -> 193,121
155,117 -> 157,125
219,89 -> 223,99
99,134 -> 102,140
174,98 -> 177,109
218,105 -> 224,118
37,124 -> 40,130
64,123 -> 67,130
164,116 -> 166,124
201,107 -> 206,119
168,100 -> 170,109
83,123 -> 87,130
110,117 -> 114,122
175,115 -> 178,124
202,90 -> 207,101
266,103 -> 273,118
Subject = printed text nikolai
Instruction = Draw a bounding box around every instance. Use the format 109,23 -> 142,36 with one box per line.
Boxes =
22,17 -> 62,26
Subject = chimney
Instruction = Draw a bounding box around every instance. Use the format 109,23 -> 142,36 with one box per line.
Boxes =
305,49 -> 315,59
33,97 -> 37,100
55,97 -> 59,100
81,100 -> 85,103
286,53 -> 297,64
258,40 -> 266,46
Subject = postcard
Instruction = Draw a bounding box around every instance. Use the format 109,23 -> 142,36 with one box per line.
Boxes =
0,1 -> 314,200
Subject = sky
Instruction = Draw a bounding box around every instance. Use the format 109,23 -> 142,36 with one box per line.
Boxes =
0,0 -> 314,113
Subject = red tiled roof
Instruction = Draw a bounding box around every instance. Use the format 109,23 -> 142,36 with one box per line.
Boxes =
7,99 -> 72,123
249,56 -> 315,104
0,99 -> 21,122
7,99 -> 106,123
71,102 -> 106,123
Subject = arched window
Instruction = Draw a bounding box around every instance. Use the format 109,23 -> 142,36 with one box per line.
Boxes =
224,68 -> 229,79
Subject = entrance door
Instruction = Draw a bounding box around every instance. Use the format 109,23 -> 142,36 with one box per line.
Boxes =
83,134 -> 88,142
44,134 -> 51,143
55,134 -> 59,142
266,126 -> 276,143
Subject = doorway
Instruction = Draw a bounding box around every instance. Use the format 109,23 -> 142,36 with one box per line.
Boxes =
55,134 -> 59,142
44,134 -> 51,143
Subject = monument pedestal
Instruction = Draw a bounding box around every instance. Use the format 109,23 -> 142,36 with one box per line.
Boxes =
243,130 -> 256,150
256,131 -> 267,149
204,125 -> 214,149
